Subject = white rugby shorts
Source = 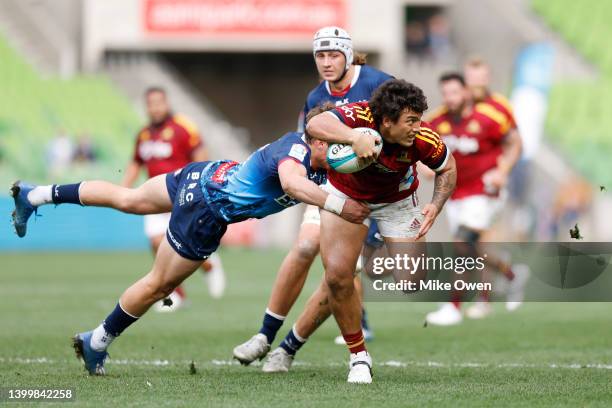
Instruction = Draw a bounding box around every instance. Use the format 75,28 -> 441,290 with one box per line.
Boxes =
445,194 -> 503,235
321,181 -> 423,239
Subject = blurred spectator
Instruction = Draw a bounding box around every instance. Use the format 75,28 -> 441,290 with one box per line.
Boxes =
46,129 -> 74,177
73,134 -> 97,163
428,13 -> 452,61
404,9 -> 453,61
404,21 -> 429,56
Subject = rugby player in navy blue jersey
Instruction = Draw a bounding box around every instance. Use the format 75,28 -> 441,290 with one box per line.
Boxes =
10,107 -> 369,376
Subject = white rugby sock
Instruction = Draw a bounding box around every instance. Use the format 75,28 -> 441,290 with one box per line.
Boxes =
26,185 -> 53,206
90,324 -> 115,352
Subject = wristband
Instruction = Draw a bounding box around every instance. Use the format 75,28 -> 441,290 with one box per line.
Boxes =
324,194 -> 346,215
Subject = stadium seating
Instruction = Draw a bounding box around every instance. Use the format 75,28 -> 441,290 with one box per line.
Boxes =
0,34 -> 141,186
532,0 -> 612,187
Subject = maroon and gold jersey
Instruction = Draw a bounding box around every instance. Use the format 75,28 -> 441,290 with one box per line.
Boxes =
485,92 -> 517,129
328,101 -> 449,204
428,102 -> 510,199
133,114 -> 202,178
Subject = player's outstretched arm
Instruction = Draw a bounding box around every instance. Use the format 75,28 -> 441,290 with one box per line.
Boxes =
277,159 -> 370,224
306,112 -> 378,160
418,154 -> 457,238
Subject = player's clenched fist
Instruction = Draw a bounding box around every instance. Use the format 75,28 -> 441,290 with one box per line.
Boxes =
339,199 -> 370,224
351,130 -> 381,160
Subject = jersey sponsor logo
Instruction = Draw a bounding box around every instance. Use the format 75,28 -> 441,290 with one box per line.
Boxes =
443,134 -> 480,154
339,105 -> 356,122
274,193 -> 299,208
138,140 -> 173,160
355,106 -> 373,123
288,143 -> 308,162
211,161 -> 239,184
308,170 -> 326,185
396,151 -> 412,163
335,98 -> 349,106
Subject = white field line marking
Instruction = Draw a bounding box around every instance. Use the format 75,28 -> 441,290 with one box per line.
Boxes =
2,357 -> 612,370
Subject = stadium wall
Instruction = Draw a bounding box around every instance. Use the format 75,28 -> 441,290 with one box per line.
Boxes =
0,197 -> 148,251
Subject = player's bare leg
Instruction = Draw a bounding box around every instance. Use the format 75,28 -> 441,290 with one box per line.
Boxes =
21,175 -> 171,214
233,219 -> 320,365
148,234 -> 187,312
79,176 -> 172,214
73,238 -> 202,375
268,222 -> 320,315
11,176 -> 172,238
118,238 -> 203,315
319,209 -> 371,383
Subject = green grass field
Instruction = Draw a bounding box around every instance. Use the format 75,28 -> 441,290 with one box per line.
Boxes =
1,249 -> 612,407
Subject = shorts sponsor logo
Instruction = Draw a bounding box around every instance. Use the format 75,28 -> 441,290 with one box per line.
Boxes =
178,186 -> 186,206
409,217 -> 422,232
167,229 -> 182,249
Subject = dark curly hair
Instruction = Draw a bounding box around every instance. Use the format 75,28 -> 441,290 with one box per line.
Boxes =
369,79 -> 428,125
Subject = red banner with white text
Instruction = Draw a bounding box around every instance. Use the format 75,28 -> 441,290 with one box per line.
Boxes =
143,0 -> 347,36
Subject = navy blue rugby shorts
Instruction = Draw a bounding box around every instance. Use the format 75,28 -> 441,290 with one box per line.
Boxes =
164,161 -> 227,261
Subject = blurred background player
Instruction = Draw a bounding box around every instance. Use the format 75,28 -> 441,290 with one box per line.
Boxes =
122,86 -> 226,311
232,26 -> 393,367
425,72 -> 528,326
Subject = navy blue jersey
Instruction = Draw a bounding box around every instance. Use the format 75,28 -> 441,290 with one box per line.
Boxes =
202,132 -> 326,223
297,65 -> 393,131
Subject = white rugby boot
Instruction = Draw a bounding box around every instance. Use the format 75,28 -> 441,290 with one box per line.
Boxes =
425,302 -> 463,326
232,333 -> 270,365
466,301 -> 492,319
262,347 -> 294,373
506,264 -> 531,311
204,253 -> 226,299
347,351 -> 373,384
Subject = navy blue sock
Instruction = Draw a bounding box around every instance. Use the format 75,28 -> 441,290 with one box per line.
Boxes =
102,303 -> 139,337
258,309 -> 285,344
361,307 -> 371,332
279,326 -> 306,356
51,183 -> 83,205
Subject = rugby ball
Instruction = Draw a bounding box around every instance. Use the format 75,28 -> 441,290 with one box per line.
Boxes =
326,127 -> 383,174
